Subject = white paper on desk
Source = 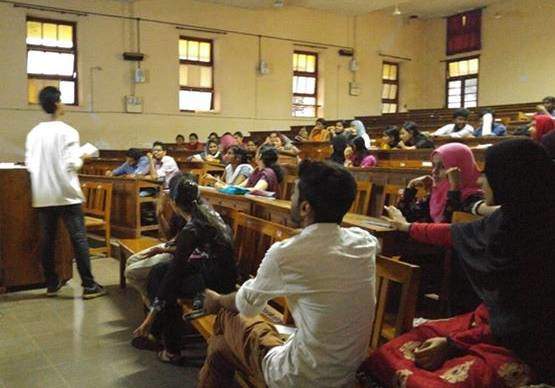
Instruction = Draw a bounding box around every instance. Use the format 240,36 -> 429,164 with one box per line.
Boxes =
0,163 -> 26,169
249,189 -> 276,198
80,143 -> 99,158
473,144 -> 493,149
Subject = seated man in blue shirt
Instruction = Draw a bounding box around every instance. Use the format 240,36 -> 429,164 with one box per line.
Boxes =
474,108 -> 507,137
106,148 -> 149,177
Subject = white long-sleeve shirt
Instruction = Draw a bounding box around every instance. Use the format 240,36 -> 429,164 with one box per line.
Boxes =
25,121 -> 84,208
432,123 -> 474,138
235,223 -> 378,388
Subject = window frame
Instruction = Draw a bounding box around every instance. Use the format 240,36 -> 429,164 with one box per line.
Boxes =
26,16 -> 78,106
381,61 -> 400,114
292,50 -> 319,118
445,55 -> 480,109
178,35 -> 215,112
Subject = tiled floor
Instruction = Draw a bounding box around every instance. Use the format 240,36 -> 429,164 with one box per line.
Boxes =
0,258 -> 202,387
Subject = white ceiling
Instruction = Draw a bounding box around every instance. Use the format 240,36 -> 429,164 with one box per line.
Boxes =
193,0 -> 502,18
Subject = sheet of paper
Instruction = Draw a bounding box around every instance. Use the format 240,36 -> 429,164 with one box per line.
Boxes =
80,143 -> 99,158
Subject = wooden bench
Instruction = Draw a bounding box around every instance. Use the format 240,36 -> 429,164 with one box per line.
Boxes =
82,181 -> 113,257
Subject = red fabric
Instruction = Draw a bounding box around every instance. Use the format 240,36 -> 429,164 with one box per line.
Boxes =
533,115 -> 555,141
447,9 -> 482,55
185,142 -> 205,151
409,223 -> 453,247
363,304 -> 535,387
429,143 -> 482,223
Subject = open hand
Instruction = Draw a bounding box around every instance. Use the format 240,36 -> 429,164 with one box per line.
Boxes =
382,205 -> 410,232
408,175 -> 433,191
414,337 -> 450,370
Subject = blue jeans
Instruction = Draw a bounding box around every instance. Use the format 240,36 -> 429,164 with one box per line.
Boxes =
37,204 -> 96,288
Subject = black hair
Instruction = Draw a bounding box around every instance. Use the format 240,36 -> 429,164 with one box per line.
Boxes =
222,132 -> 232,137
542,96 -> 555,104
315,118 -> 326,125
208,132 -> 219,139
259,147 -> 283,183
227,145 -> 250,164
480,108 -> 495,118
233,131 -> 243,137
39,86 -> 61,114
297,160 -> 356,224
189,133 -> 199,140
175,134 -> 185,141
170,176 -> 232,253
352,136 -> 370,166
402,121 -> 420,137
152,141 -> 166,150
384,126 -> 400,147
453,108 -> 470,119
126,148 -> 144,161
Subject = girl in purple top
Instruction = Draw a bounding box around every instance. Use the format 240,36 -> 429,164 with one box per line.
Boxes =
239,147 -> 283,197
344,136 -> 377,168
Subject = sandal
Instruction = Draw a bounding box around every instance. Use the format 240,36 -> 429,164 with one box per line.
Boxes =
158,350 -> 184,365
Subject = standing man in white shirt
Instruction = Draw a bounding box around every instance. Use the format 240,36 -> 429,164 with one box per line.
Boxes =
199,160 -> 379,388
432,108 -> 474,138
25,86 -> 106,299
147,141 -> 179,188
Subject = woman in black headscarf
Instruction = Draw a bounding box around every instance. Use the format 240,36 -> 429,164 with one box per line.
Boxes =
364,139 -> 555,386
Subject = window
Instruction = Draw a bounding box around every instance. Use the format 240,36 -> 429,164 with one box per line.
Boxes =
381,62 -> 399,114
292,51 -> 319,117
179,37 -> 214,111
446,57 -> 479,109
446,9 -> 481,56
26,18 -> 77,105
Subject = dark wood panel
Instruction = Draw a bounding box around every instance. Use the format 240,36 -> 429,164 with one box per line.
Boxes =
0,168 -> 72,290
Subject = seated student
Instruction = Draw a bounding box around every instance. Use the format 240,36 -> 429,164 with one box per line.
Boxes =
204,146 -> 254,188
381,126 -> 401,149
198,160 -> 379,387
174,134 -> 186,150
351,120 -> 372,149
432,109 -> 474,138
184,133 -> 204,151
245,139 -> 258,154
308,118 -> 331,142
294,127 -> 309,142
207,132 -> 220,144
147,141 -> 179,188
372,139 -> 555,386
474,109 -> 507,137
344,136 -> 377,168
133,177 -> 237,363
330,123 -> 350,164
238,146 -> 283,195
536,95 -> 555,118
541,130 -> 555,160
399,121 -> 434,149
125,173 -> 186,303
191,140 -> 222,163
266,132 -> 300,154
106,148 -> 149,177
397,143 -> 486,223
233,131 -> 245,146
531,114 -> 555,141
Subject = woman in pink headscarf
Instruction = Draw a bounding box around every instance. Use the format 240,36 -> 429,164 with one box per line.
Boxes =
219,133 -> 237,154
397,143 -> 484,223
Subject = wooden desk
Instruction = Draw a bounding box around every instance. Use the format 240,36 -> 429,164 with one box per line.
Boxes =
0,167 -> 73,291
198,186 -> 253,214
79,175 -> 162,238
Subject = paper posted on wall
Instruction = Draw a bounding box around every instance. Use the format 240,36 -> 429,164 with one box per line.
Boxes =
80,143 -> 99,158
